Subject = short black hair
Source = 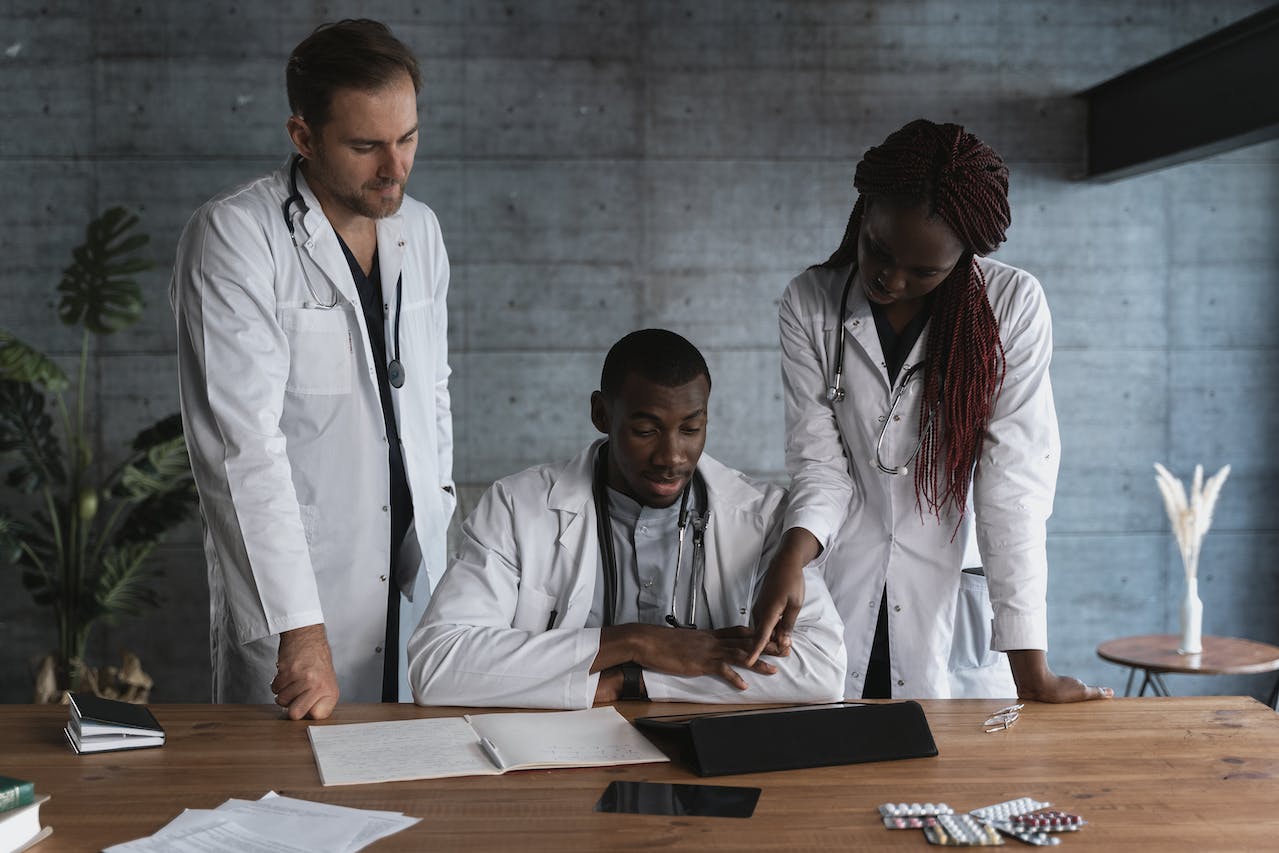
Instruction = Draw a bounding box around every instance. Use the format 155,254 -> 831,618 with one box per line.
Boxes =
600,329 -> 712,401
286,19 -> 422,130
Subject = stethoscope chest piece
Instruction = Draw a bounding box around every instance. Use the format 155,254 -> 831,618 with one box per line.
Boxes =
388,359 -> 406,389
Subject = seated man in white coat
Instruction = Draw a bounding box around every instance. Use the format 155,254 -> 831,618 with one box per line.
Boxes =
408,329 -> 846,708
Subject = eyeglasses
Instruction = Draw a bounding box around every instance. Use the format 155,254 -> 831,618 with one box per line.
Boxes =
983,704 -> 1023,733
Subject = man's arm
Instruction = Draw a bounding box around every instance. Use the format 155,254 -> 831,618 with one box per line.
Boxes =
640,564 -> 846,704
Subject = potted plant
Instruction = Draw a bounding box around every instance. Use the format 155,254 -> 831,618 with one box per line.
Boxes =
0,207 -> 198,703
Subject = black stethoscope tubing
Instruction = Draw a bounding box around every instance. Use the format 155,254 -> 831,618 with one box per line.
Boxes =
282,154 -> 406,389
825,262 -> 934,477
593,443 -> 708,629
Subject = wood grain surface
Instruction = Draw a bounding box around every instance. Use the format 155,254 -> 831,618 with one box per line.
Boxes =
4,697 -> 1279,851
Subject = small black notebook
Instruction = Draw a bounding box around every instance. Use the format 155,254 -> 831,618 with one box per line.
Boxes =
65,693 -> 165,754
634,701 -> 938,776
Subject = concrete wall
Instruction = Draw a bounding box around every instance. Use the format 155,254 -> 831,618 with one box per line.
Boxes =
2,0 -> 1276,704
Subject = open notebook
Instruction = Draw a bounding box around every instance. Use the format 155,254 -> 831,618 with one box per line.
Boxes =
307,706 -> 668,786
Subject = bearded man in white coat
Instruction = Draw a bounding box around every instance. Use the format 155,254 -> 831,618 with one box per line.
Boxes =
408,330 -> 846,708
172,20 -> 455,719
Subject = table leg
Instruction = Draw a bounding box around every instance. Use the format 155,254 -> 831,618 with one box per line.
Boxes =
1137,670 -> 1153,697
1267,676 -> 1278,712
1150,672 -> 1172,697
1124,668 -> 1136,697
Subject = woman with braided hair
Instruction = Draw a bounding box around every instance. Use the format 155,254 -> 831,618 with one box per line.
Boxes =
748,119 -> 1111,702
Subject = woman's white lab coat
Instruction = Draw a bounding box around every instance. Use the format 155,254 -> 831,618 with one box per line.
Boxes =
407,442 -> 847,709
780,256 -> 1059,699
171,162 -> 456,703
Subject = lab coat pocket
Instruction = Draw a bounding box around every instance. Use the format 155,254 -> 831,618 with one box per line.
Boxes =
512,587 -> 559,633
279,307 -> 353,396
948,568 -> 1002,672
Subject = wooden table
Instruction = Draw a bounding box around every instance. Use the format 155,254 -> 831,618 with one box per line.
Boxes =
5,698 -> 1279,850
1097,633 -> 1279,707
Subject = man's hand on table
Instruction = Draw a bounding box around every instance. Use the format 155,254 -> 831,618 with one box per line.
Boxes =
1009,649 -> 1114,703
272,624 -> 341,720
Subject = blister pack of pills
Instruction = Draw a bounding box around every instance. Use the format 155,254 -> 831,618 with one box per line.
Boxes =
923,813 -> 1005,846
985,819 -> 1060,847
1010,810 -> 1086,832
969,797 -> 1051,823
878,802 -> 954,829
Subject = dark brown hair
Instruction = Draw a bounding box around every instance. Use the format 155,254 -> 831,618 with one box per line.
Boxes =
821,119 -> 1011,520
286,19 -> 421,130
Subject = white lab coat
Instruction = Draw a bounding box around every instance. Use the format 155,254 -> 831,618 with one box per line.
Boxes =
780,256 -> 1059,699
172,161 -> 456,703
407,442 -> 847,708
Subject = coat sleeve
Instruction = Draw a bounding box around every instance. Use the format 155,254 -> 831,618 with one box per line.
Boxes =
171,201 -> 322,644
779,275 -> 857,552
643,563 -> 848,703
644,490 -> 848,703
972,273 -> 1059,652
407,481 -> 602,709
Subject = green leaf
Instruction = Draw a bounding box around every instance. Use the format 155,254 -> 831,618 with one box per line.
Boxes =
93,540 -> 162,623
130,413 -> 185,452
0,379 -> 65,492
115,486 -> 199,546
56,207 -> 152,335
0,514 -> 22,564
117,434 -> 194,500
0,331 -> 69,391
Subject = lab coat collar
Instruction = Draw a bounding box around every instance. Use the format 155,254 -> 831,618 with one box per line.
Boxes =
839,264 -> 933,391
279,157 -> 408,305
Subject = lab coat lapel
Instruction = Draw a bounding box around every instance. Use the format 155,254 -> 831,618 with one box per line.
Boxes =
700,455 -> 763,628
294,171 -> 359,306
842,274 -> 892,392
548,443 -> 604,621
376,215 -> 406,298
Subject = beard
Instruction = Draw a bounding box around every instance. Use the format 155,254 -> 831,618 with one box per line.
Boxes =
306,155 -> 406,220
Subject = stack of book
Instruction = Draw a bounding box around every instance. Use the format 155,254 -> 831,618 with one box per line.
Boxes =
0,776 -> 50,852
63,693 -> 165,755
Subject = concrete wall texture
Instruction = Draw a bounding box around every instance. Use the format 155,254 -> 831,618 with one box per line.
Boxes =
2,0 -> 1276,704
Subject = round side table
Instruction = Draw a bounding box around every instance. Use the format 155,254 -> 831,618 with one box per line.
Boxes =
1096,634 -> 1279,709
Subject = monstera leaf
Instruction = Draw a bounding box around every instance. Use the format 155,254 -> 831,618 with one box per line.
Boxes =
0,379 -> 65,492
112,417 -> 198,545
56,207 -> 151,334
92,540 -> 162,623
0,331 -> 69,391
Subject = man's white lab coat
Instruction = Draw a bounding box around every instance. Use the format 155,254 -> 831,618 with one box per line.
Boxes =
780,256 -> 1059,699
408,442 -> 847,708
172,161 -> 455,703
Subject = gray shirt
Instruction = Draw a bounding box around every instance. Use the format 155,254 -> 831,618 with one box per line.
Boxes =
588,486 -> 708,628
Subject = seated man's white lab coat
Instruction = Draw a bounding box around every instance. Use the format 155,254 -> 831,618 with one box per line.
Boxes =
408,440 -> 847,708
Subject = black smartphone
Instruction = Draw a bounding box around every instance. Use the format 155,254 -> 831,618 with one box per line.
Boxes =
593,780 -> 761,818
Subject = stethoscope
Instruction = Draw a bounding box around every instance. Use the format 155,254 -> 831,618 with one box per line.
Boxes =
281,154 -> 407,389
593,443 -> 710,629
826,263 -> 934,477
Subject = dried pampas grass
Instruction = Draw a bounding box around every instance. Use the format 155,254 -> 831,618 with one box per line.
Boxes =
1153,463 -> 1231,583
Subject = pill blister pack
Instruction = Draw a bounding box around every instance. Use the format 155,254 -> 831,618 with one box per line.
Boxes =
879,802 -> 954,829
923,813 -> 1005,846
879,799 -> 1088,847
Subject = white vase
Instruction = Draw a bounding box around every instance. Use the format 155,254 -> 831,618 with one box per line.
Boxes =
1178,577 -> 1203,655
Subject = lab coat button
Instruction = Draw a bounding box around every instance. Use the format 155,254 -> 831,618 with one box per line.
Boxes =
851,671 -> 861,679
304,239 -> 315,250
877,415 -> 886,423
893,414 -> 901,422
897,679 -> 905,687
375,646 -> 383,654
852,319 -> 860,327
894,604 -> 902,612
380,574 -> 387,582
382,505 -> 389,512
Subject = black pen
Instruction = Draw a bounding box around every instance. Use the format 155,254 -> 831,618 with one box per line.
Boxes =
546,609 -> 558,631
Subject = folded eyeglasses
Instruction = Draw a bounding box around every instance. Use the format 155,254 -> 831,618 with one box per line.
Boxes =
982,704 -> 1024,733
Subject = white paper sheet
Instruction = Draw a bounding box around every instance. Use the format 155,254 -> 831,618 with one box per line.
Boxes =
467,706 -> 669,770
307,716 -> 495,785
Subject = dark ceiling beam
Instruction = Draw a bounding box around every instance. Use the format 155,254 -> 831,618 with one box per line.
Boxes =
1077,4 -> 1279,182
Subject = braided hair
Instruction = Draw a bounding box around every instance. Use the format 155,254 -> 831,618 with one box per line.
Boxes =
821,119 -> 1011,520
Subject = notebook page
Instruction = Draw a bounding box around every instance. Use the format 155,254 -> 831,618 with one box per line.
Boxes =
307,717 -> 498,785
466,706 -> 668,771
